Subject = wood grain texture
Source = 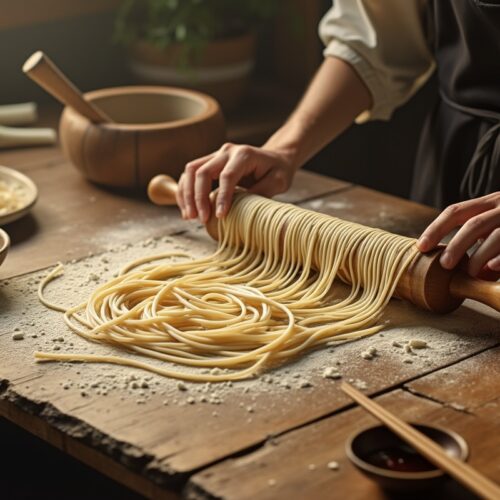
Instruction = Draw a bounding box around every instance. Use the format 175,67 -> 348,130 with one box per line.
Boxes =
188,383 -> 500,500
0,141 -> 64,170
406,345 -> 500,412
450,272 -> 500,314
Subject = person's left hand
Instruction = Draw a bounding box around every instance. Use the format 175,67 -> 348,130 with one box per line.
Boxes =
417,192 -> 500,277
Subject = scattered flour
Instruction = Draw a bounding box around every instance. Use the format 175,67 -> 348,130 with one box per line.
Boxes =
1,230 -> 498,419
322,367 -> 342,379
409,339 -> 428,349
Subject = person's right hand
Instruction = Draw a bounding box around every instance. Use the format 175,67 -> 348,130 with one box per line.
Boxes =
176,142 -> 297,223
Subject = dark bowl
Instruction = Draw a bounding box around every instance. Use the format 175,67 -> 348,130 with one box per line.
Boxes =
346,423 -> 469,492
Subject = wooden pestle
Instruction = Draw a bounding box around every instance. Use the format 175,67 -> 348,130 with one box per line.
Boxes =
22,51 -> 112,124
148,174 -> 500,314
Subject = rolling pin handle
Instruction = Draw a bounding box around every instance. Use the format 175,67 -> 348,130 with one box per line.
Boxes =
450,270 -> 500,313
148,174 -> 178,206
147,174 -> 220,242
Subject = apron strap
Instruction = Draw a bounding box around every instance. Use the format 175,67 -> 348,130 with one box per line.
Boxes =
440,91 -> 500,199
460,121 -> 500,199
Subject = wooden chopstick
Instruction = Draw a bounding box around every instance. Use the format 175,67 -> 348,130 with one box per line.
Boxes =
341,382 -> 500,500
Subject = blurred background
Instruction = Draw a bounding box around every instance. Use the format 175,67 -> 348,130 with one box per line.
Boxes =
1,0 -> 437,200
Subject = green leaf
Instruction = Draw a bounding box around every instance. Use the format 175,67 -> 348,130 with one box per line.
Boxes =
112,0 -> 283,60
175,24 -> 187,41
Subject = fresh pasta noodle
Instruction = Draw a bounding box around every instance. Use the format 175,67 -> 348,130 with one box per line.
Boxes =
36,193 -> 420,382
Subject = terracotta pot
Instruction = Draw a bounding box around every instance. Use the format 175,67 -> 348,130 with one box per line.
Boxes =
128,33 -> 256,111
59,86 -> 225,190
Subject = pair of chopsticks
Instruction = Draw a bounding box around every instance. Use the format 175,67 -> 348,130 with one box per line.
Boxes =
0,102 -> 56,148
342,382 -> 500,499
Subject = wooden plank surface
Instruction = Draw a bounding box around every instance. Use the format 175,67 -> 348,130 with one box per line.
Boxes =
1,229 -> 498,491
187,330 -> 500,499
1,115 -> 498,499
188,347 -> 500,499
406,346 -> 500,413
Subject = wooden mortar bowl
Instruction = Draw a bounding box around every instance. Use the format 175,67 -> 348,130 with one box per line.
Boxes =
59,86 -> 225,190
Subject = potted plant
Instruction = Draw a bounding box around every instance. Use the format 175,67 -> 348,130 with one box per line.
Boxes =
114,0 -> 280,111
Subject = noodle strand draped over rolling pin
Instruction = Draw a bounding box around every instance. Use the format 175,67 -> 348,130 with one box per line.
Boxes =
36,193 -> 420,382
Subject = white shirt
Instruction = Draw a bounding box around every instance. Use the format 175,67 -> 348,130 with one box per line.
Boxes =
319,0 -> 435,122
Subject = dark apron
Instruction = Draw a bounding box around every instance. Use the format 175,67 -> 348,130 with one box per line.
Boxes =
411,0 -> 500,208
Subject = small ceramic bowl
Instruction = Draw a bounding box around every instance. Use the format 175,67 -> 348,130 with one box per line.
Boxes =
59,86 -> 225,190
0,165 -> 38,226
0,228 -> 10,268
346,423 -> 469,492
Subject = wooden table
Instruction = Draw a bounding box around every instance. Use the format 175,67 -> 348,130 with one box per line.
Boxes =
1,125 -> 499,500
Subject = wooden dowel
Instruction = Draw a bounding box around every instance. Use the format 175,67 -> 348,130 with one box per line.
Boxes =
341,382 -> 500,500
0,102 -> 37,126
450,270 -> 500,312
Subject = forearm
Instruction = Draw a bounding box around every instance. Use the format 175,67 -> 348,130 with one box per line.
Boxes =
263,56 -> 372,170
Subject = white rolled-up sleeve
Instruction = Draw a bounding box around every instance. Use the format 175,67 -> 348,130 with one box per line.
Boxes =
319,0 -> 435,122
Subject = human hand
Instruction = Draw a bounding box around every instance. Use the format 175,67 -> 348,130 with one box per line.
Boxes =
417,192 -> 500,277
176,142 -> 297,223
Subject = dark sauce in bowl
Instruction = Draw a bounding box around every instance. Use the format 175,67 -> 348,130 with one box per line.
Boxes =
366,445 -> 436,472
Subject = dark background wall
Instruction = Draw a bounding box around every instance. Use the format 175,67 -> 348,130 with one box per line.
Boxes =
309,78 -> 437,198
0,0 -> 437,201
0,11 -> 127,103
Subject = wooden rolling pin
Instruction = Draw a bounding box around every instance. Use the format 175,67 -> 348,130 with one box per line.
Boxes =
148,174 -> 500,314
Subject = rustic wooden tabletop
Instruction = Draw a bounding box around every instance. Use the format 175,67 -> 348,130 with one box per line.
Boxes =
0,113 -> 499,500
